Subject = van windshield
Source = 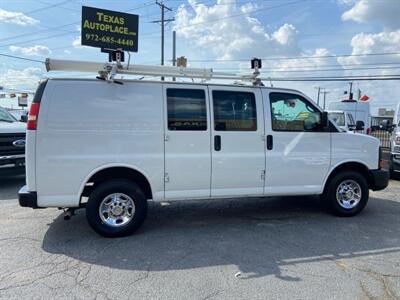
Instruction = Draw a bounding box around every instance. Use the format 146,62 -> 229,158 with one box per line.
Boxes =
329,112 -> 345,126
0,107 -> 17,123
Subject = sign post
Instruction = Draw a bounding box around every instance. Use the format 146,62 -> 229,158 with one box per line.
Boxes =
81,6 -> 139,52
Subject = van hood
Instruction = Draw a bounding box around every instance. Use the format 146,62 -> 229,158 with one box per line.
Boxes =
0,121 -> 26,134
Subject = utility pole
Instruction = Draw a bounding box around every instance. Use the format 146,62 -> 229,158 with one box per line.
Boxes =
349,82 -> 353,100
151,1 -> 174,80
322,90 -> 330,110
315,87 -> 324,106
172,30 -> 176,81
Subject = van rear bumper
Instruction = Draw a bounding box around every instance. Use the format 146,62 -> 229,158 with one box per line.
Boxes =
18,185 -> 38,208
369,169 -> 389,191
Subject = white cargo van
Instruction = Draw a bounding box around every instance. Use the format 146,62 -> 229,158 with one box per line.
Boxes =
18,60 -> 388,237
328,100 -> 371,134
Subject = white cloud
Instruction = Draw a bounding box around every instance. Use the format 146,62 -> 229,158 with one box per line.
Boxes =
0,8 -> 39,26
173,0 -> 300,60
72,36 -> 89,49
72,36 -> 81,47
334,30 -> 400,113
342,0 -> 400,29
338,30 -> 400,65
9,45 -> 51,56
272,24 -> 297,46
0,67 -> 42,90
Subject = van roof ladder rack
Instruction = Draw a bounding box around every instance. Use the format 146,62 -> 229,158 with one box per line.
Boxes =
45,58 -> 263,85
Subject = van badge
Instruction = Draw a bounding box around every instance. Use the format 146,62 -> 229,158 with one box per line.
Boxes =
13,139 -> 25,148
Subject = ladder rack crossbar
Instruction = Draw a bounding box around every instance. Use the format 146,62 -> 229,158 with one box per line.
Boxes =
45,58 -> 256,82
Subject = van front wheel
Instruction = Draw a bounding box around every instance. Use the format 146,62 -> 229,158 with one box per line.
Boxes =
323,171 -> 369,217
86,179 -> 147,237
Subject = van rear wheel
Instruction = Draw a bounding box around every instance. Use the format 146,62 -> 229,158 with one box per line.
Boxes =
323,171 -> 369,217
86,179 -> 147,237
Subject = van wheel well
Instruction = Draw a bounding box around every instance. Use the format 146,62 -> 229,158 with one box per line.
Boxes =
324,162 -> 372,192
81,167 -> 152,200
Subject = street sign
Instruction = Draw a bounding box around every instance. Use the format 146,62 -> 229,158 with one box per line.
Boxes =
81,6 -> 139,52
18,96 -> 28,107
101,48 -> 125,62
251,58 -> 262,69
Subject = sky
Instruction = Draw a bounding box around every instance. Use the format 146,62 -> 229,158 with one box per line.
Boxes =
0,0 -> 399,114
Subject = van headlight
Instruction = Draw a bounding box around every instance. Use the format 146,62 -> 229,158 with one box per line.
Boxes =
396,136 -> 400,145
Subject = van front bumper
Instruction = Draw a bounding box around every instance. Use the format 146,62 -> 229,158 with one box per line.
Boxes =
18,185 -> 38,208
369,169 -> 389,191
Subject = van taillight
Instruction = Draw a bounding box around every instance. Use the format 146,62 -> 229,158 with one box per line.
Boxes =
27,102 -> 40,130
366,128 -> 371,135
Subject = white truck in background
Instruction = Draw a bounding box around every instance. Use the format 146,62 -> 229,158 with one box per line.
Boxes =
328,100 -> 371,134
327,110 -> 358,132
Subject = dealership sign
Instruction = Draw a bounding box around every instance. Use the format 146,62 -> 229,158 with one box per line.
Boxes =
81,6 -> 139,52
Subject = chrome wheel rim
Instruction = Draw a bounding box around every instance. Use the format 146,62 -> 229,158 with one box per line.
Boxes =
336,179 -> 362,209
99,193 -> 135,227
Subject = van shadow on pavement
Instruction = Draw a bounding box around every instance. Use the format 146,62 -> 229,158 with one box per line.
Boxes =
42,195 -> 400,281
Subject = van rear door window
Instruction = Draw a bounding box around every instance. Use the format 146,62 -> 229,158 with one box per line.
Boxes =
167,89 -> 207,131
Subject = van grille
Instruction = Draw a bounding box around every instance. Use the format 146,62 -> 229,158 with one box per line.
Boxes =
0,133 -> 26,156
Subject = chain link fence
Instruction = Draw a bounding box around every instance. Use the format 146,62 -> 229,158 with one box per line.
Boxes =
370,116 -> 392,149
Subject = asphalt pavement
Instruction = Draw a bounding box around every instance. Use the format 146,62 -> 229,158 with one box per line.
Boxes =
0,175 -> 400,299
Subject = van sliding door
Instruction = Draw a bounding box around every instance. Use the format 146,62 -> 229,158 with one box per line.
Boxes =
163,84 -> 211,199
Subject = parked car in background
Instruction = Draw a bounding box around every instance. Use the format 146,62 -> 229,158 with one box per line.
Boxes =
18,78 -> 388,237
387,102 -> 400,177
8,109 -> 28,123
0,106 -> 26,176
328,100 -> 370,134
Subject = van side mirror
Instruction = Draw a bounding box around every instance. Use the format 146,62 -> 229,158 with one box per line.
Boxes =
321,111 -> 329,128
20,114 -> 28,123
355,120 -> 364,131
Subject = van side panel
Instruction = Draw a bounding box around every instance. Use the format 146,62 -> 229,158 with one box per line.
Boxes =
35,80 -> 164,207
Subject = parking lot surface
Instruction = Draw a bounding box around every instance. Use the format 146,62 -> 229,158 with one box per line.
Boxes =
1,176 -> 400,300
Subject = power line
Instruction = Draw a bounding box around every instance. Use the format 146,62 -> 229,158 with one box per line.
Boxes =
0,0 -> 71,21
188,52 -> 400,62
164,0 -> 307,33
0,53 -> 44,63
0,30 -> 77,48
0,22 -> 78,43
208,61 -> 400,70
263,75 -> 400,82
0,0 -> 155,47
213,65 -> 400,73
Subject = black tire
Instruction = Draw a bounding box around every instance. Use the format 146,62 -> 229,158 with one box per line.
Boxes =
323,171 -> 369,217
86,179 -> 147,237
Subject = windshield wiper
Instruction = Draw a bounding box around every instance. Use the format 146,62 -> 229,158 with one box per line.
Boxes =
0,119 -> 13,123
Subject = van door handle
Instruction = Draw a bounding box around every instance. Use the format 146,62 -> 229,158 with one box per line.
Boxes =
214,135 -> 221,151
267,135 -> 273,150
